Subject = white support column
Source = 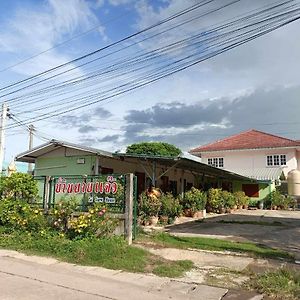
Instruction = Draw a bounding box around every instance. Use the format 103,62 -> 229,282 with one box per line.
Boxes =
0,103 -> 8,175
125,173 -> 134,245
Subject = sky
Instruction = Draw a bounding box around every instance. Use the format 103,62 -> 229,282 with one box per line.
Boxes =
0,0 -> 300,171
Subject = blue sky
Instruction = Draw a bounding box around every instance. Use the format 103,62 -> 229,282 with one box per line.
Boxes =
1,0 -> 300,172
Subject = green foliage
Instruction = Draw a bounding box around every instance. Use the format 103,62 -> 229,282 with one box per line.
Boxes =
126,142 -> 181,157
266,190 -> 296,210
138,191 -> 161,218
0,198 -> 47,231
221,190 -> 235,209
48,198 -> 78,233
250,268 -> 300,300
233,191 -> 249,207
0,173 -> 38,203
182,187 -> 207,213
159,193 -> 182,219
67,206 -> 118,239
0,229 -> 193,277
207,188 -> 223,211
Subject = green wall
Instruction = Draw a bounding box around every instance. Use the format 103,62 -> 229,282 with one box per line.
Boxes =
35,155 -> 97,176
232,180 -> 275,201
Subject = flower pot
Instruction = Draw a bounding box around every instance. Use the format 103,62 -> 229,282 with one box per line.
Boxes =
243,204 -> 248,210
184,208 -> 193,217
219,206 -> 226,214
149,216 -> 159,226
238,205 -> 243,210
233,205 -> 238,211
193,209 -> 206,219
159,215 -> 169,224
258,201 -> 264,210
225,207 -> 232,214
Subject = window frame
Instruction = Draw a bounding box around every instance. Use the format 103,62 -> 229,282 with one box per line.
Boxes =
207,157 -> 224,168
266,154 -> 287,167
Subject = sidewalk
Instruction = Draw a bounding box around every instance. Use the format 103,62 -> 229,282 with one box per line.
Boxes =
0,249 -> 227,300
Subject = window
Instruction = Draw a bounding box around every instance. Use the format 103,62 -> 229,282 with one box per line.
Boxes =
266,154 -> 286,166
208,157 -> 224,168
242,184 -> 259,197
280,155 -> 286,166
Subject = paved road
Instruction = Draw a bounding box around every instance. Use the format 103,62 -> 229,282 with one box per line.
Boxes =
0,250 -> 227,300
168,210 -> 300,260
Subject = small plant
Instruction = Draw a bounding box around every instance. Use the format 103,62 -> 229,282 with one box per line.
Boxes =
221,191 -> 235,209
159,193 -> 182,221
138,191 -> 161,218
207,188 -> 222,212
182,187 -> 207,214
233,191 -> 249,208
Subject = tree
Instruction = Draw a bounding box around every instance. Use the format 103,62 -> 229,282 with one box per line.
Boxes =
126,142 -> 181,157
0,173 -> 38,202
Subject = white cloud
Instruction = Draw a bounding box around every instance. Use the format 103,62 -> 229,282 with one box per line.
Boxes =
0,0 -> 106,75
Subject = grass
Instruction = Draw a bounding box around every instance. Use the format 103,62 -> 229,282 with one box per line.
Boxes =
249,268 -> 300,300
217,220 -> 284,226
0,226 -> 193,278
139,232 -> 293,260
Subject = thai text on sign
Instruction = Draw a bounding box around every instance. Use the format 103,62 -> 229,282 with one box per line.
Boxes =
55,176 -> 118,194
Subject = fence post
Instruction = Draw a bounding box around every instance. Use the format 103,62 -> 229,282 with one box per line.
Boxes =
43,176 -> 51,212
125,173 -> 134,245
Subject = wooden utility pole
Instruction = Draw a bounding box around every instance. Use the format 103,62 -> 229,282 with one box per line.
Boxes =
28,124 -> 34,173
0,103 -> 8,176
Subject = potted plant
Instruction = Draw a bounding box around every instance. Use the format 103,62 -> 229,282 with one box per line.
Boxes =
222,191 -> 235,213
207,188 -> 222,213
159,193 -> 182,224
233,191 -> 249,209
138,191 -> 161,226
182,187 -> 207,218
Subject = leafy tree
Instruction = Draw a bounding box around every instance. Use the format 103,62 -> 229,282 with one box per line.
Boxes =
126,142 -> 181,157
0,173 -> 38,203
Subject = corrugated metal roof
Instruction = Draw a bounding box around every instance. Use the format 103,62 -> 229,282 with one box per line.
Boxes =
225,167 -> 283,181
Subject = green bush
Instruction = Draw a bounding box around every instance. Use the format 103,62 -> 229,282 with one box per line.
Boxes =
221,191 -> 235,209
0,198 -> 47,231
0,173 -> 38,203
207,188 -> 223,211
159,193 -> 182,219
138,191 -> 161,218
182,187 -> 207,213
233,191 -> 249,207
268,190 -> 296,210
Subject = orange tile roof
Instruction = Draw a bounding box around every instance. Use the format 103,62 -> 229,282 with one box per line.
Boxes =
190,129 -> 300,153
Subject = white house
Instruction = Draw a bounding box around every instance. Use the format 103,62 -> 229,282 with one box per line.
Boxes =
190,129 -> 300,198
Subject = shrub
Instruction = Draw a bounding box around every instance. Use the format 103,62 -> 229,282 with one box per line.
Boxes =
268,190 -> 296,210
48,198 -> 78,233
67,205 -> 118,239
0,198 -> 47,231
182,187 -> 207,213
0,173 -> 38,203
233,191 -> 249,207
221,191 -> 235,209
138,191 -> 161,218
207,188 -> 223,211
159,193 -> 182,219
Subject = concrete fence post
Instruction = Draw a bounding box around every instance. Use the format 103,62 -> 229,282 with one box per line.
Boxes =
125,173 -> 134,245
43,176 -> 51,212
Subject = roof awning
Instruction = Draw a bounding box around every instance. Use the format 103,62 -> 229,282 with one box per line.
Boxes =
225,167 -> 284,181
114,152 -> 256,182
15,140 -> 113,163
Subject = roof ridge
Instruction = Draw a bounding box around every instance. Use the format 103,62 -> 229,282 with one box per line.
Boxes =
190,129 -> 255,152
190,129 -> 300,153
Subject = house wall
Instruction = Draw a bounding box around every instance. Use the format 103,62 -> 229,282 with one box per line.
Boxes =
232,180 -> 274,201
34,147 -> 97,176
200,148 -> 297,177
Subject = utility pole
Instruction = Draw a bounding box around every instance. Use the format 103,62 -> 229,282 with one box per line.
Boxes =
0,102 -> 9,176
28,124 -> 34,173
